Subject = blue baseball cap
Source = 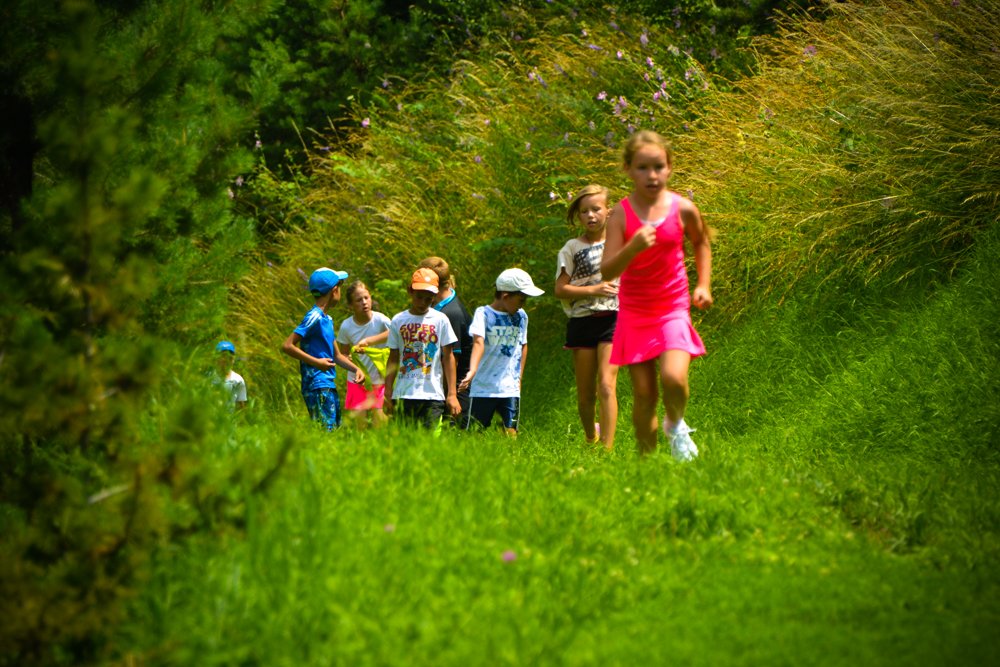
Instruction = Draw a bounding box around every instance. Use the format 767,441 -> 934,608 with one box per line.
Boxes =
309,267 -> 349,295
216,340 -> 236,354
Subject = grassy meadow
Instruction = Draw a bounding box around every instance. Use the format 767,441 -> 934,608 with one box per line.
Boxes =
105,0 -> 1000,663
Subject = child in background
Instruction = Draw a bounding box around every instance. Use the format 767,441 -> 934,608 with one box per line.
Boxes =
600,130 -> 713,460
383,268 -> 460,430
419,256 -> 473,424
459,268 -> 544,436
281,267 -> 366,431
554,184 -> 620,449
215,340 -> 247,410
336,280 -> 391,429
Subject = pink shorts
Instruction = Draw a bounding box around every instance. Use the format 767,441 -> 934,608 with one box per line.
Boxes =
345,382 -> 386,410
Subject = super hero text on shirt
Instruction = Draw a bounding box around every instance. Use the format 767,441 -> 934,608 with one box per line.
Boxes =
400,322 -> 440,343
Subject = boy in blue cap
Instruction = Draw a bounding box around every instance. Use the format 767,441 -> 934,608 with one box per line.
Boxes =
215,340 -> 247,409
282,267 -> 366,430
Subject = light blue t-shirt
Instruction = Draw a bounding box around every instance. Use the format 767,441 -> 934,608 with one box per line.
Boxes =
294,306 -> 337,392
468,305 -> 527,398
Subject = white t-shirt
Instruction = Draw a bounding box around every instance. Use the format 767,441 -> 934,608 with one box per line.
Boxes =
387,308 -> 457,401
337,312 -> 391,384
468,305 -> 527,398
555,238 -> 619,318
223,370 -> 247,405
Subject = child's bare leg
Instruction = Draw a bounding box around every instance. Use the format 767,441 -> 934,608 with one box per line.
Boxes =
628,360 -> 659,453
596,341 -> 618,449
369,407 -> 388,428
659,350 -> 691,430
573,348 -> 599,442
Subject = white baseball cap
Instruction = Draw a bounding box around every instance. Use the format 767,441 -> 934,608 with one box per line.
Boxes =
495,268 -> 544,296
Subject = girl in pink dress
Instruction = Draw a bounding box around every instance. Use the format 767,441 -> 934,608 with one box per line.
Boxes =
601,130 -> 713,459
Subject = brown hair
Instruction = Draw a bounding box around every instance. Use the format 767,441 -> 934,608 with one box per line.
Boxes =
566,184 -> 610,224
344,280 -> 368,306
418,256 -> 455,289
622,130 -> 673,167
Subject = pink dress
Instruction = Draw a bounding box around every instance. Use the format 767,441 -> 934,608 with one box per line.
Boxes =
610,193 -> 706,365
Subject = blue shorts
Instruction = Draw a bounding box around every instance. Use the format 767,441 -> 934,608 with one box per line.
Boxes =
464,396 -> 520,431
303,388 -> 341,430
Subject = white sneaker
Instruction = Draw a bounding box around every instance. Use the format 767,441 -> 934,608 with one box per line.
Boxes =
665,419 -> 699,462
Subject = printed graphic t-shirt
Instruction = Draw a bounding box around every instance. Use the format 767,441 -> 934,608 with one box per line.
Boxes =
555,238 -> 619,318
468,305 -> 528,398
337,312 -> 392,384
387,308 -> 457,401
294,305 -> 338,392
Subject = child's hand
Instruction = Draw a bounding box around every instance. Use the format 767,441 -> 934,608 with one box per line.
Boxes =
383,397 -> 394,416
446,395 -> 461,417
354,339 -> 369,353
458,372 -> 473,393
630,224 -> 657,251
317,358 -> 336,371
692,286 -> 713,310
595,281 -> 619,297
354,368 -> 366,385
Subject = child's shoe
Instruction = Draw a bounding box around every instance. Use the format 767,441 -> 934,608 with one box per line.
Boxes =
664,418 -> 699,462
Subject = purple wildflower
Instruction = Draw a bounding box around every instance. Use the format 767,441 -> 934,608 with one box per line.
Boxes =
653,91 -> 661,102
549,191 -> 558,200
951,0 -> 960,5
617,50 -> 623,60
646,56 -> 654,67
588,44 -> 602,51
297,268 -> 309,281
581,29 -> 588,37
644,73 -> 651,81
710,48 -> 719,60
474,155 -> 482,164
502,550 -> 517,562
235,175 -> 244,187
472,193 -> 485,200
563,132 -> 570,141
485,119 -> 491,126
597,91 -> 608,101
803,44 -> 817,57
588,120 -> 596,130
684,69 -> 694,81
687,189 -> 695,200
609,21 -> 619,30
254,139 -> 262,149
361,118 -> 370,128
382,80 -> 390,89
640,33 -> 649,47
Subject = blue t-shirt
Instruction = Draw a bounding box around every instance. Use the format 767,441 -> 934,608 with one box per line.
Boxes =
294,306 -> 338,392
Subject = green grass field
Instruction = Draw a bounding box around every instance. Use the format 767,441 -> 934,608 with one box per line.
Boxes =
116,223 -> 1000,666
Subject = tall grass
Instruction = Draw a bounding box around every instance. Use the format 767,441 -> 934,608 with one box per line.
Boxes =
682,0 -> 1000,315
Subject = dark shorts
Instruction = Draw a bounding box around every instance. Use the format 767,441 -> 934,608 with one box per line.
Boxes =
303,388 -> 341,431
397,399 -> 446,431
464,396 -> 520,431
564,312 -> 618,349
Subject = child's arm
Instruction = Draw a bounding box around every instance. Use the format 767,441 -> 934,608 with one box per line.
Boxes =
457,335 -> 485,393
681,199 -> 713,310
554,271 -> 619,300
353,330 -> 390,353
519,344 -> 528,387
333,345 -> 365,385
442,345 -> 460,416
600,203 -> 656,281
282,332 -> 335,371
382,349 -> 400,415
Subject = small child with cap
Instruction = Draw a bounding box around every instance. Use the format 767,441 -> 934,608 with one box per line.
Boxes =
383,267 -> 460,431
458,268 -> 544,436
281,267 -> 366,430
215,340 -> 247,409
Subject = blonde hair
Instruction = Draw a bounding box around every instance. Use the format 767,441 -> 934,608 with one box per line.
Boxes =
418,256 -> 455,289
622,130 -> 673,167
566,184 -> 610,224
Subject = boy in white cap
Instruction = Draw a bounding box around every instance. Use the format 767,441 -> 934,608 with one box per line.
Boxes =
383,267 -> 461,431
282,267 -> 365,430
458,268 -> 544,436
215,340 -> 247,409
